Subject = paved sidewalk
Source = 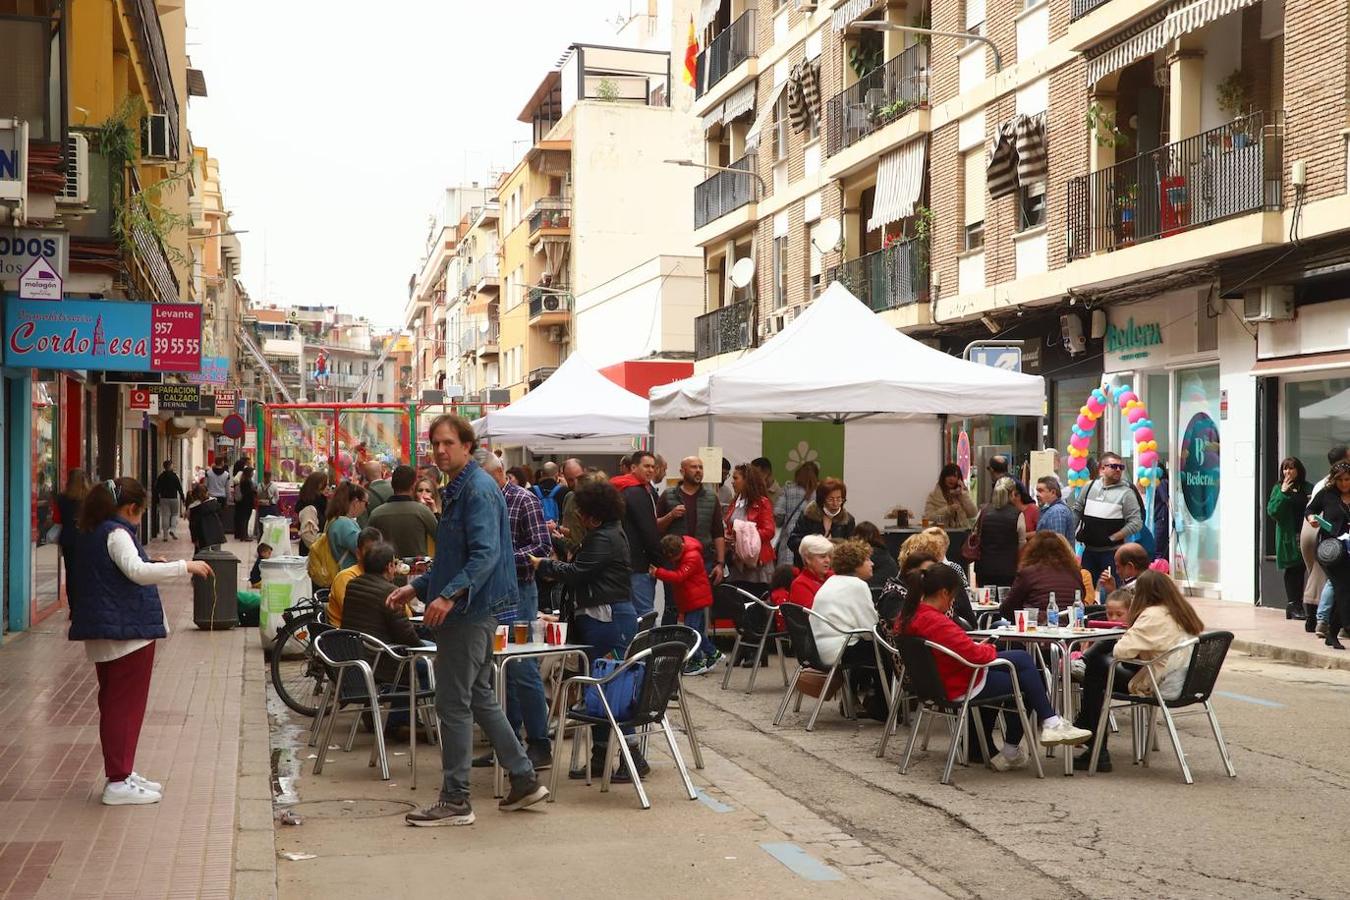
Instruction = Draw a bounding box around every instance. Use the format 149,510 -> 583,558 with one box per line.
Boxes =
1190,596 -> 1350,672
0,533 -> 264,899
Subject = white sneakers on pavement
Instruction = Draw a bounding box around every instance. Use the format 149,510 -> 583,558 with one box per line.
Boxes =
102,777 -> 162,806
128,772 -> 163,793
989,748 -> 1029,771
1039,720 -> 1094,746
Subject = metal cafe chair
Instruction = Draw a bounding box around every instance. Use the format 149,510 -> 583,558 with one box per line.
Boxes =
718,584 -> 790,693
895,636 -> 1045,785
1087,631 -> 1237,784
626,624 -> 705,770
773,604 -> 881,732
872,624 -> 916,759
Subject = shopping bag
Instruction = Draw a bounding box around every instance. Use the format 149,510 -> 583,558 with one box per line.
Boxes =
583,657 -> 645,721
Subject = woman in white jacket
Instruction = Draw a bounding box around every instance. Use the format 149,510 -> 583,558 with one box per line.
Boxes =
809,539 -> 878,666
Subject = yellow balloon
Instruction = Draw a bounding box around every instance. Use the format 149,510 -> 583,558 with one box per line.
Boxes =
1139,477 -> 1151,487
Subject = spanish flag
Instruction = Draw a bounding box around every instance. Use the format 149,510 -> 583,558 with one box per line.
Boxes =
683,16 -> 698,87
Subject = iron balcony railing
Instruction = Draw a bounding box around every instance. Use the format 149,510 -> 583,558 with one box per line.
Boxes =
695,10 -> 756,99
694,152 -> 758,229
1071,0 -> 1115,20
694,297 -> 755,360
1066,111 -> 1282,262
825,239 -> 927,312
825,42 -> 929,157
126,0 -> 180,159
528,288 -> 572,318
528,198 -> 571,235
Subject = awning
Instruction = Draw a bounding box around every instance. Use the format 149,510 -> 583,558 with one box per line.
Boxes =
867,138 -> 926,232
744,79 -> 788,153
1085,0 -> 1260,85
702,82 -> 756,131
832,0 -> 882,31
697,0 -> 721,33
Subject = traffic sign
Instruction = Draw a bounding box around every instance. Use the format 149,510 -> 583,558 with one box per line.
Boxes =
222,414 -> 246,439
969,345 -> 1023,372
17,255 -> 61,300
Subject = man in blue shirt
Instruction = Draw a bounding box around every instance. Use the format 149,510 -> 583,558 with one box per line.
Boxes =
1035,475 -> 1077,546
387,415 -> 547,825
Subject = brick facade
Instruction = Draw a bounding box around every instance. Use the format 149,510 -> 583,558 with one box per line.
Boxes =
1280,0 -> 1348,204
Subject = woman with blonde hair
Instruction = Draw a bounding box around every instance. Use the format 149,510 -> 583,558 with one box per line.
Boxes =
892,526 -> 976,627
973,477 -> 1025,589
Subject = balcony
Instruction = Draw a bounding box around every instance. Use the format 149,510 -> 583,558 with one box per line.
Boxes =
825,43 -> 929,158
694,298 -> 755,360
528,287 -> 572,324
694,153 -> 758,229
528,366 -> 557,389
1071,0 -> 1115,20
1,13 -> 65,143
475,319 -> 501,356
1066,112 -> 1282,262
126,0 -> 180,159
695,10 -> 756,99
826,239 -> 927,312
528,198 -> 571,237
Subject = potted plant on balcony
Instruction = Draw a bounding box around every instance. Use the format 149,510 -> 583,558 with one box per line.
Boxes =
1217,69 -> 1254,149
1086,102 -> 1127,150
869,97 -> 913,126
1115,182 -> 1138,243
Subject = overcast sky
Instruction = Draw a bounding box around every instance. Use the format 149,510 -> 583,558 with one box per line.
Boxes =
186,1 -> 632,328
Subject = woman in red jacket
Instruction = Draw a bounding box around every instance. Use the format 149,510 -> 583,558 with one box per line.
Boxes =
652,534 -> 723,675
725,463 -> 777,587
896,565 -> 1092,770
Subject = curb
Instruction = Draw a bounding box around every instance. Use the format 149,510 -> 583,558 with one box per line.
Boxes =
1232,637 -> 1350,672
233,636 -> 278,899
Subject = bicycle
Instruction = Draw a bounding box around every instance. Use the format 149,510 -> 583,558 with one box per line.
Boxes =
269,590 -> 332,717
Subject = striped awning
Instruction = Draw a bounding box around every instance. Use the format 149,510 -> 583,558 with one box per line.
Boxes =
1085,0 -> 1260,84
832,0 -> 882,31
744,79 -> 789,152
701,83 -> 755,130
867,138 -> 926,232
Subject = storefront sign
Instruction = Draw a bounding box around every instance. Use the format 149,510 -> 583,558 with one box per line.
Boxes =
17,256 -> 61,300
1180,412 -> 1220,521
215,389 -> 238,413
0,229 -> 68,281
244,427 -> 258,454
149,383 -> 204,413
128,388 -> 159,414
185,355 -> 230,385
3,297 -> 201,373
1105,317 -> 1163,361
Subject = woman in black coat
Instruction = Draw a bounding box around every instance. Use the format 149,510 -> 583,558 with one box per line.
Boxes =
786,477 -> 856,566
1308,461 -> 1350,650
188,484 -> 226,551
853,522 -> 898,590
233,467 -> 257,541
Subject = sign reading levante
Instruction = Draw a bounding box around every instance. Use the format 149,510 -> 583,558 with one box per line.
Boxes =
3,297 -> 202,373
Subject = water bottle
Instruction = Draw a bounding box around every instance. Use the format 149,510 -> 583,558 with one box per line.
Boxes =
1046,592 -> 1059,630
1072,591 -> 1085,629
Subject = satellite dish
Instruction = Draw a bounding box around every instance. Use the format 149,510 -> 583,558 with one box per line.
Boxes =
479,321 -> 490,334
729,257 -> 755,289
812,217 -> 842,253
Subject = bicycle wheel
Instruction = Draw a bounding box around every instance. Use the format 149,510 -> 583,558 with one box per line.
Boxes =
270,614 -> 328,717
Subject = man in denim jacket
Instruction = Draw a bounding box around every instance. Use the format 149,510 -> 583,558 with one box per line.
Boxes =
387,415 -> 547,825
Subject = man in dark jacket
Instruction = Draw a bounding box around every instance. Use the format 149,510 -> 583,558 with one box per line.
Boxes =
609,450 -> 662,619
385,415 -> 546,825
657,455 -> 726,625
369,465 -> 439,558
153,460 -> 185,541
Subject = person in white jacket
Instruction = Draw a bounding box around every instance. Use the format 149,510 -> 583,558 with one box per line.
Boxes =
809,539 -> 879,666
69,477 -> 211,806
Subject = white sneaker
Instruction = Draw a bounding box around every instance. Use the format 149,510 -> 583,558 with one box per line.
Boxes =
129,772 -> 162,793
989,748 -> 1029,771
102,778 -> 162,806
1040,720 -> 1094,746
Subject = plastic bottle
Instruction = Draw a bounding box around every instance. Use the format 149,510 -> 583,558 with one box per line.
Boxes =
1046,592 -> 1059,630
1072,590 -> 1085,629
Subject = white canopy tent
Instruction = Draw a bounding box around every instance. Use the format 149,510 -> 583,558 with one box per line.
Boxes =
649,282 -> 1046,421
472,352 -> 650,451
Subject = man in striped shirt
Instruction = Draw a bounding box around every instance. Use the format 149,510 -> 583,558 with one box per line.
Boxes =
479,453 -> 554,771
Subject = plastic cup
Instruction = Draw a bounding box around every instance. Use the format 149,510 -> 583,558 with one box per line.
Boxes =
532,619 -> 546,643
493,625 -> 508,652
1024,607 -> 1039,631
1014,610 -> 1027,633
555,622 -> 568,645
514,621 -> 530,645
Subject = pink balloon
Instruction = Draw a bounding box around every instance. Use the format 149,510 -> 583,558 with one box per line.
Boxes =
1068,457 -> 1086,471
1076,415 -> 1094,431
1134,427 -> 1155,443
1118,391 -> 1138,406
1070,433 -> 1091,447
1126,408 -> 1146,424
1086,398 -> 1106,414
1139,451 -> 1158,468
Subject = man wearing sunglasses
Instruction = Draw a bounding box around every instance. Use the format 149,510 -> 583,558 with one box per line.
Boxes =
1070,451 -> 1144,586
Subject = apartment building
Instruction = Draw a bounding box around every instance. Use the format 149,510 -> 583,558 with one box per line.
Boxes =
686,0 -> 1350,604
448,199 -> 505,400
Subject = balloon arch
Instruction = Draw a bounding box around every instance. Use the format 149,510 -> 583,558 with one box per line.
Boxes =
1065,383 -> 1161,493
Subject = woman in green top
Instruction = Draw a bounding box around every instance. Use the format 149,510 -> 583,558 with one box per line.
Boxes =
324,482 -> 369,570
1266,457 -> 1311,621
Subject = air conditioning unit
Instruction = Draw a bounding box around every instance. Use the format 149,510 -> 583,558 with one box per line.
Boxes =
1242,285 -> 1294,322
56,134 -> 89,205
794,0 -> 818,10
542,294 -> 563,312
548,325 -> 565,343
141,113 -> 172,159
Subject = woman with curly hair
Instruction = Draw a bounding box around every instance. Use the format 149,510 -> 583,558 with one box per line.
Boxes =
725,463 -> 776,585
999,530 -> 1085,624
807,539 -> 878,667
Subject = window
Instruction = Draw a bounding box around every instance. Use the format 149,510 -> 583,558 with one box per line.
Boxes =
966,0 -> 986,34
963,150 -> 986,251
376,393 -> 385,403
773,92 -> 789,162
808,224 -> 823,294
377,365 -> 384,378
773,235 -> 788,308
362,361 -> 369,375
1018,180 -> 1046,230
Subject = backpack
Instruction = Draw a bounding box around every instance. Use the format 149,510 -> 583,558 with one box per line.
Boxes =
306,531 -> 340,588
731,518 -> 762,566
532,483 -> 565,522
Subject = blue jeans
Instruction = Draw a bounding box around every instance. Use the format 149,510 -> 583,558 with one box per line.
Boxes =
431,614 -> 533,801
505,581 -> 551,746
1318,579 -> 1334,623
629,572 -> 656,619
680,608 -> 717,660
972,650 -> 1055,748
1081,548 -> 1117,595
571,602 -> 639,748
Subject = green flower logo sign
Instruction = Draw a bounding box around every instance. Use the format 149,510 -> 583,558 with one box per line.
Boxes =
785,441 -> 819,473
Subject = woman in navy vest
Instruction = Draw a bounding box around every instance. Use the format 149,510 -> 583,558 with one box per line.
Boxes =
71,477 -> 210,806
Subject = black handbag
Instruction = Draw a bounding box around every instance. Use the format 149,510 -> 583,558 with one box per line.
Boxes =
1316,537 -> 1346,567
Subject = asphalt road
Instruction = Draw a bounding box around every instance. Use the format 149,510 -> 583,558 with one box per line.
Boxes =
682,650 -> 1350,899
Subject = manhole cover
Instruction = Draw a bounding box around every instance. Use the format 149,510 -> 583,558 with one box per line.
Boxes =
285,799 -> 416,819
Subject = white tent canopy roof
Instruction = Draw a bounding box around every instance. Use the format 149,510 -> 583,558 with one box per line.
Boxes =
473,353 -> 649,442
649,282 -> 1046,420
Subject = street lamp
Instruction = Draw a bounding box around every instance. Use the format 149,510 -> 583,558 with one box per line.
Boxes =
664,159 -> 768,197
853,21 -> 1004,73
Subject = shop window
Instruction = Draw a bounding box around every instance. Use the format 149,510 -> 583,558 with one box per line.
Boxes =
1283,376 -> 1350,479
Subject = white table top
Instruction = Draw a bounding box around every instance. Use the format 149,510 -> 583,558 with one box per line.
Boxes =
493,642 -> 590,658
968,627 -> 1126,642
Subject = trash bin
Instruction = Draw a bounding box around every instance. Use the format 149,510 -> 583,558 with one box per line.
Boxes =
260,555 -> 312,649
193,548 -> 241,630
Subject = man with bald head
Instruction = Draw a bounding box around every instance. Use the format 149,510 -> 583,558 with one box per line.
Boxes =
657,455 -> 726,624
552,458 -> 587,555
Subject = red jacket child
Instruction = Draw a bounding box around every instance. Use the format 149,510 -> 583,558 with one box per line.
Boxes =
898,602 -> 997,701
652,535 -> 714,614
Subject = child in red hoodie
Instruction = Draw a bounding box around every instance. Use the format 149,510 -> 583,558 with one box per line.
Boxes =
651,535 -> 723,674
